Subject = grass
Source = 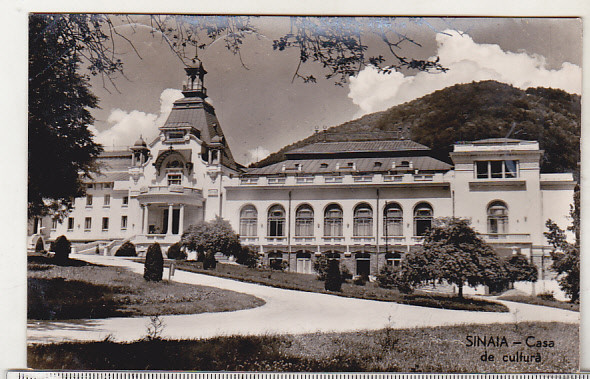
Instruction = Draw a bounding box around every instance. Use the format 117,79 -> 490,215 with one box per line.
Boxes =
166,260 -> 508,313
498,294 -> 579,312
28,322 -> 578,372
28,254 -> 265,320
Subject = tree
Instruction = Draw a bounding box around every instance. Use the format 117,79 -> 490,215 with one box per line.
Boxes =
406,218 -> 507,298
181,217 -> 241,258
144,242 -> 164,281
150,16 -> 447,86
544,191 -> 580,302
504,253 -> 538,283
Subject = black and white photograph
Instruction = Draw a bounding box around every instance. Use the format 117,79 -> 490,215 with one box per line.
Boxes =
20,12 -> 582,372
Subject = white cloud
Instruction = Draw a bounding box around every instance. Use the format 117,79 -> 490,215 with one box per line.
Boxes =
246,146 -> 271,165
348,30 -> 582,117
91,88 -> 183,147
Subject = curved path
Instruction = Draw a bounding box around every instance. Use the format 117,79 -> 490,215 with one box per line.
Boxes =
28,254 -> 579,344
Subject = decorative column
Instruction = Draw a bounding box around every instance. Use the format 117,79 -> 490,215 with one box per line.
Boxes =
166,204 -> 174,235
142,204 -> 149,234
179,204 -> 185,235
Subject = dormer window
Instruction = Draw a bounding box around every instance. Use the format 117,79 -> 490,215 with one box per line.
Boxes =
400,161 -> 410,168
374,161 -> 382,168
167,131 -> 185,141
320,163 -> 328,169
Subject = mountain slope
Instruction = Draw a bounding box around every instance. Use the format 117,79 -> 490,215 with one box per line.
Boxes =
252,80 -> 580,174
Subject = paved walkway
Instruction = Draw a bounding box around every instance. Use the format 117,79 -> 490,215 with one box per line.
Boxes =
28,254 -> 579,344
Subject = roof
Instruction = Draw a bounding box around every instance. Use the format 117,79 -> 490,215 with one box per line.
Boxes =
95,151 -> 132,171
288,140 -> 430,155
245,156 -> 452,176
162,97 -> 238,170
83,171 -> 129,183
470,138 -> 527,144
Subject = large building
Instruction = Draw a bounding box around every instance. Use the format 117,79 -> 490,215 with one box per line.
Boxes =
30,62 -> 576,279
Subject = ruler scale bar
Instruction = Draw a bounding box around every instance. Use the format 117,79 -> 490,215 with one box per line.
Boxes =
6,373 -> 590,379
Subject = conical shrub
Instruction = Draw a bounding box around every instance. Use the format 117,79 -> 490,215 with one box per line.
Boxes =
144,242 -> 163,281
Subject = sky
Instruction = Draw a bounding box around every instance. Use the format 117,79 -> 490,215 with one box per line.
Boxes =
86,16 -> 582,166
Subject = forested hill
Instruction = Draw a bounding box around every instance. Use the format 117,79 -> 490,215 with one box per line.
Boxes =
251,80 -> 580,175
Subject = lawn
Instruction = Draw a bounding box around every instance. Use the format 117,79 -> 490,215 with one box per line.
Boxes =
168,260 -> 509,313
498,294 -> 579,312
28,254 -> 265,320
28,322 -> 578,372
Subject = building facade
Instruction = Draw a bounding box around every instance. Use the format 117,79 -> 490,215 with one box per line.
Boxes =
31,63 -> 576,278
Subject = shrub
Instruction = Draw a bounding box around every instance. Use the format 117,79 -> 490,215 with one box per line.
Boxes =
235,245 -> 259,268
203,250 -> 217,270
166,242 -> 186,260
181,217 -> 241,258
340,265 -> 353,281
115,241 -> 137,257
537,292 -> 556,301
313,255 -> 330,280
324,259 -> 342,292
376,264 -> 413,293
95,245 -> 100,255
352,275 -> 367,286
34,237 -> 45,253
269,259 -> 288,271
53,235 -> 71,263
144,242 -> 164,281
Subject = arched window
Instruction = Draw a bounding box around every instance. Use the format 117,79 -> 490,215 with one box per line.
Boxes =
268,251 -> 284,270
353,203 -> 373,236
384,203 -> 403,236
239,205 -> 257,237
324,204 -> 343,237
488,201 -> 508,234
295,204 -> 314,236
414,202 -> 433,236
268,205 -> 286,237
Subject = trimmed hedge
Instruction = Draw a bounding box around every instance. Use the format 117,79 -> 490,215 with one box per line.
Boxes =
144,243 -> 164,281
115,241 -> 137,257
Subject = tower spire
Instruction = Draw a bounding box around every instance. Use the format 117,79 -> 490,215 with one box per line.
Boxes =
182,50 -> 208,98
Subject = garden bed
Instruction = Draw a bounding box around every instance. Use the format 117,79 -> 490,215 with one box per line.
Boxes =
164,260 -> 508,313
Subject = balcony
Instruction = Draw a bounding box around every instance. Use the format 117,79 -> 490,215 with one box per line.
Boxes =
322,236 -> 345,243
240,236 -> 259,245
351,236 -> 375,243
266,236 -> 287,244
381,236 -> 406,244
137,185 -> 203,205
324,176 -> 343,184
353,175 -> 373,183
293,236 -> 316,244
481,233 -> 531,244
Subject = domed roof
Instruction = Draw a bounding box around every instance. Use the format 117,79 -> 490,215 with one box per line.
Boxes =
134,136 -> 147,147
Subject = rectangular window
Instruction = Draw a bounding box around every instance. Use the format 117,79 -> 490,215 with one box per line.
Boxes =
168,173 -> 182,186
504,160 -> 518,178
102,217 -> 109,231
86,194 -> 93,206
84,217 -> 92,231
104,183 -> 112,189
104,194 -> 110,207
475,160 -> 519,179
121,216 -> 128,230
167,131 -> 185,140
122,196 -> 129,206
51,219 -> 58,231
67,217 -> 74,231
